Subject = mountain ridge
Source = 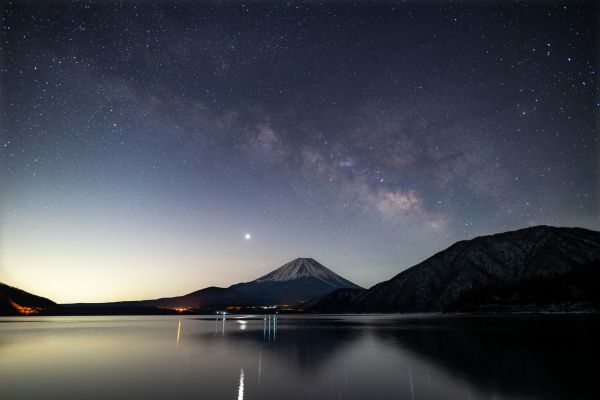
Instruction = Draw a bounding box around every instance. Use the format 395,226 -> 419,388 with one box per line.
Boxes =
307,225 -> 600,313
0,282 -> 57,315
3,225 -> 598,315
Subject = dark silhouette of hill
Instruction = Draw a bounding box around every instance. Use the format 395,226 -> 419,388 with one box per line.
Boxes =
308,226 -> 600,313
0,283 -> 57,315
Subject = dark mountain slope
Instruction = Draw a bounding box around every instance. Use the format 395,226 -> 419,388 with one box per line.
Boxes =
0,283 -> 57,315
308,226 -> 600,313
66,286 -> 254,310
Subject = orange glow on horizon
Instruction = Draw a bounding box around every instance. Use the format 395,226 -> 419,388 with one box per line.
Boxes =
9,300 -> 41,315
158,306 -> 192,313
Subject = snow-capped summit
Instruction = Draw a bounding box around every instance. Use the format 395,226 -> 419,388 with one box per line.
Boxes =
230,257 -> 362,304
254,257 -> 356,287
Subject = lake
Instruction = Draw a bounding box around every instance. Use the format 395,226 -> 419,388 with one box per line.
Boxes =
0,314 -> 597,399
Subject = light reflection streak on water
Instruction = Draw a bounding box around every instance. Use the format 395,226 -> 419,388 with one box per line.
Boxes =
237,368 -> 245,400
262,314 -> 278,342
176,319 -> 181,344
214,314 -> 227,336
258,348 -> 262,385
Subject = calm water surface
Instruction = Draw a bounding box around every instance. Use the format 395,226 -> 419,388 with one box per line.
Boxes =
0,314 -> 598,400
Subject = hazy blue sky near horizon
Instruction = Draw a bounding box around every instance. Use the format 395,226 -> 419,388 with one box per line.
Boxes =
1,1 -> 598,303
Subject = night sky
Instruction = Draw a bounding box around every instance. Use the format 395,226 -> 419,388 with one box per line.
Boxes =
1,1 -> 598,302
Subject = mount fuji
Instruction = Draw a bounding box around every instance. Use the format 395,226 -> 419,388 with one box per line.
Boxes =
230,258 -> 363,305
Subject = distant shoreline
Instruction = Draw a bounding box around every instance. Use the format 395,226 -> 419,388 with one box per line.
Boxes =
2,308 -> 598,317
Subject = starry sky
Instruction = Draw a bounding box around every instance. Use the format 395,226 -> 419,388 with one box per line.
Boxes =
1,1 -> 598,303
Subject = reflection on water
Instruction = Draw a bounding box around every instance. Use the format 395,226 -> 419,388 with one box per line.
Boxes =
263,314 -> 277,341
0,314 -> 597,400
215,314 -> 226,336
238,368 -> 244,400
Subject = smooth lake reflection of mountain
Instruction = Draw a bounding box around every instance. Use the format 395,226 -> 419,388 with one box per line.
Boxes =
0,315 -> 598,400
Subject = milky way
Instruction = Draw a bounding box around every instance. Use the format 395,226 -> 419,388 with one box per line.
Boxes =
1,1 -> 598,302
